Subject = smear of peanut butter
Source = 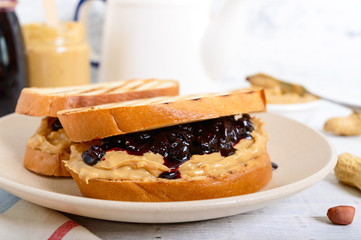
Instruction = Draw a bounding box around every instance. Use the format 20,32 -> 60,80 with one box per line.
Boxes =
247,73 -> 318,104
27,117 -> 72,154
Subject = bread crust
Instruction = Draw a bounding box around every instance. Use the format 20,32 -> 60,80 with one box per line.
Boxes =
58,89 -> 266,142
16,79 -> 179,117
67,153 -> 272,202
24,145 -> 71,177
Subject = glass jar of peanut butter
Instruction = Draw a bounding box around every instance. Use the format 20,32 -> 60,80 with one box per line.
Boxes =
22,22 -> 90,87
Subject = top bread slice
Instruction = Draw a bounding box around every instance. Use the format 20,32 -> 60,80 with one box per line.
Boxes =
58,89 -> 266,142
16,79 -> 179,117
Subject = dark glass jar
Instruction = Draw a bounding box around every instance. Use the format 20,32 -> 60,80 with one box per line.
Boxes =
0,0 -> 27,117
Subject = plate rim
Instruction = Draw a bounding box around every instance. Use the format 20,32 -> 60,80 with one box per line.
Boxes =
267,99 -> 322,112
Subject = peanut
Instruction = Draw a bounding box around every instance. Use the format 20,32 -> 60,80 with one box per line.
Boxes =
324,111 -> 361,136
327,205 -> 355,225
334,153 -> 361,191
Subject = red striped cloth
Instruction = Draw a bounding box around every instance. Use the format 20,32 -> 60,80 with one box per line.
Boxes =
0,189 -> 100,240
48,221 -> 80,240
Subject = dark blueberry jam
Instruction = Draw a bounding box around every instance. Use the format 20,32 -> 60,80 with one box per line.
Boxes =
51,118 -> 63,131
271,162 -> 278,170
82,145 -> 105,166
82,114 -> 255,179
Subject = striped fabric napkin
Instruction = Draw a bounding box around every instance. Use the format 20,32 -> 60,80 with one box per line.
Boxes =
0,189 -> 100,240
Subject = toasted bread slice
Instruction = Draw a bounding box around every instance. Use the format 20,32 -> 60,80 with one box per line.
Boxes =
58,89 -> 266,142
24,145 -> 71,177
16,79 -> 179,117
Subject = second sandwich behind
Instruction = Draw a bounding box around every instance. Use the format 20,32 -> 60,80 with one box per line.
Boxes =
15,79 -> 179,177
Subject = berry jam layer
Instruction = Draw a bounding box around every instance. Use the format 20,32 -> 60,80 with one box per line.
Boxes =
81,114 -> 260,180
66,116 -> 268,183
51,118 -> 63,131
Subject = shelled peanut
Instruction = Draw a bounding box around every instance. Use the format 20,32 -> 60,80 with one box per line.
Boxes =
327,206 -> 355,225
324,111 -> 361,136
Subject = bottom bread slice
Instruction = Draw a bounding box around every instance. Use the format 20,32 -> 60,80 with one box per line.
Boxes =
67,153 -> 272,202
24,146 -> 71,177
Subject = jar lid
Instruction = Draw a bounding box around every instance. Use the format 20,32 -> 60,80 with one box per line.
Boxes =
22,22 -> 86,45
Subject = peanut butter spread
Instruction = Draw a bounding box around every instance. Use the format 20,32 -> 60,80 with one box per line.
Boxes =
66,117 -> 268,183
263,88 -> 317,104
27,117 -> 72,154
247,73 -> 318,104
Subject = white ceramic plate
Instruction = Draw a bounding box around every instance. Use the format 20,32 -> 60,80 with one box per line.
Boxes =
0,113 -> 336,223
266,100 -> 323,122
267,100 -> 321,113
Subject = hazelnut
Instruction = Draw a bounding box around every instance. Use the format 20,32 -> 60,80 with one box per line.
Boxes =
327,205 -> 355,225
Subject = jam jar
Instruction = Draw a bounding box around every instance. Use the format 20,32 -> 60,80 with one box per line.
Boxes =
0,0 -> 27,116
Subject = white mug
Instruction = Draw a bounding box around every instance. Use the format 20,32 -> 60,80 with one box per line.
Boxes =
76,0 -> 247,93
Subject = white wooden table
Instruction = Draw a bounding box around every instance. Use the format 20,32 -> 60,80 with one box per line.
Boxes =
63,101 -> 361,240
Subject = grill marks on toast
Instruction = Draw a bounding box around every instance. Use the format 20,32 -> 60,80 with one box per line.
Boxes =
67,90 -> 252,111
113,92 -> 225,107
134,79 -> 167,91
96,96 -> 189,109
15,78 -> 179,117
100,82 -> 130,94
30,79 -> 175,96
